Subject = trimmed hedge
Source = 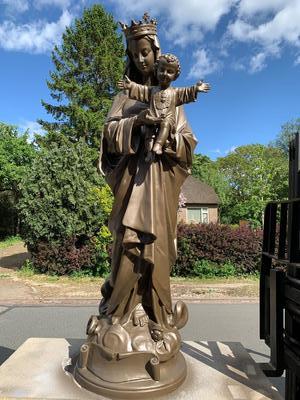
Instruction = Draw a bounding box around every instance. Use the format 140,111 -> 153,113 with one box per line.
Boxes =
30,237 -> 93,275
30,228 -> 111,276
173,223 -> 263,276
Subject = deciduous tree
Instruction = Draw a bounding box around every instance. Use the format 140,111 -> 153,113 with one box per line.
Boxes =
191,153 -> 232,222
217,144 -> 288,226
0,122 -> 36,236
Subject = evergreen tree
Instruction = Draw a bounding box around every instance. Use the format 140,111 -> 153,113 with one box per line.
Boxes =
38,5 -> 125,149
18,137 -> 113,275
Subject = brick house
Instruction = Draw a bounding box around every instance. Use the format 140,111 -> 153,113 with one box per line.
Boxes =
178,175 -> 219,224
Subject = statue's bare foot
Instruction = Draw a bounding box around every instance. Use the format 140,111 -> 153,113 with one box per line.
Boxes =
153,143 -> 163,155
132,304 -> 149,327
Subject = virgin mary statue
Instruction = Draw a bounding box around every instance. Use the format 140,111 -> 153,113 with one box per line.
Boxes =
74,13 -> 209,398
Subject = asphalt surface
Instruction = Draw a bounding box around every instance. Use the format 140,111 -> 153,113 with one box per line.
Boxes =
0,302 -> 285,397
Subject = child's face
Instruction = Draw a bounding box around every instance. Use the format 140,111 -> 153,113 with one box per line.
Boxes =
157,59 -> 178,86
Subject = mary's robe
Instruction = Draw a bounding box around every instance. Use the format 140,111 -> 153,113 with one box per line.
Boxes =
99,92 -> 197,326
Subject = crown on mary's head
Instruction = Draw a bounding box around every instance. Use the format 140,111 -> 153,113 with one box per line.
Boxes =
119,12 -> 157,40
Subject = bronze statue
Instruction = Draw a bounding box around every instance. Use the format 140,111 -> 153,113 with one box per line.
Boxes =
117,53 -> 210,160
74,13 -> 210,398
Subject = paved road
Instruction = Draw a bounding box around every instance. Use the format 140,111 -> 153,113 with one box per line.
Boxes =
0,303 -> 285,397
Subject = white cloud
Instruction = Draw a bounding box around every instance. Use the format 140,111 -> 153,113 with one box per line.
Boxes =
238,0 -> 287,17
1,0 -> 75,14
111,0 -> 237,46
0,10 -> 73,53
34,0 -> 72,9
249,52 -> 267,73
230,3 -> 300,47
231,60 -> 246,71
212,148 -> 222,154
228,1 -> 300,68
295,55 -> 300,65
19,120 -> 45,142
188,49 -> 220,78
1,0 -> 29,14
111,0 -> 300,73
225,145 -> 237,154
210,146 -> 237,156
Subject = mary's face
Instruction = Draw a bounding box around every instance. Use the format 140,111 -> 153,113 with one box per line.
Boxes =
128,37 -> 155,76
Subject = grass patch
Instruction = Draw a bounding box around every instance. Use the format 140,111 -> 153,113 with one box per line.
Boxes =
0,235 -> 23,249
16,263 -> 104,284
193,260 -> 237,279
0,273 -> 11,279
18,260 -> 36,277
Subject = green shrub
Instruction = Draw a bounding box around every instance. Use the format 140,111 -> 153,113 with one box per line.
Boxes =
193,260 -> 237,278
19,259 -> 36,277
88,225 -> 112,277
18,138 -> 113,275
173,223 -> 263,276
0,123 -> 36,237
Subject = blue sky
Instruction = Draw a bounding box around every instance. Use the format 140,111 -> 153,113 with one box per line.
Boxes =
0,0 -> 299,158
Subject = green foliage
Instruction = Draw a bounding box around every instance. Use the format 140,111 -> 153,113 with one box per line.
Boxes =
18,259 -> 36,277
192,153 -> 232,222
89,225 -> 112,277
0,235 -> 23,249
174,223 -> 262,276
18,138 -> 104,247
0,122 -> 36,237
38,4 -> 125,149
270,118 -> 300,156
29,238 -> 94,275
17,138 -> 113,275
193,260 -> 237,278
192,141 -> 288,227
0,122 -> 36,193
217,144 -> 288,226
0,191 -> 17,238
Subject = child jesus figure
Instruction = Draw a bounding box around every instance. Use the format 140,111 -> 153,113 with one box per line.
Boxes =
117,53 -> 210,158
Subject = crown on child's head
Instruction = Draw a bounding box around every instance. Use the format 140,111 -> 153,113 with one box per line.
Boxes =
157,53 -> 181,78
119,12 -> 157,40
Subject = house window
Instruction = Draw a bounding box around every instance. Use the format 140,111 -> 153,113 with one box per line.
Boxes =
187,207 -> 209,223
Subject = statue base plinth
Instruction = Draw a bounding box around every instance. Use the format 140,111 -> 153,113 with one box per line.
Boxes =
0,338 -> 284,400
74,349 -> 186,399
73,304 -> 188,398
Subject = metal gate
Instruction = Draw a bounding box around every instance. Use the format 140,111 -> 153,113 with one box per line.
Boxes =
260,133 -> 300,399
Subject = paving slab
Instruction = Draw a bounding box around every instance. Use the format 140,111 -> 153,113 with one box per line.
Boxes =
0,338 -> 283,400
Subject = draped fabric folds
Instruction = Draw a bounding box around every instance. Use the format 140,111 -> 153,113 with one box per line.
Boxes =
99,92 -> 197,326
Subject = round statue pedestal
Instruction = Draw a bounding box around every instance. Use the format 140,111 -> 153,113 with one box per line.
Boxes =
73,303 -> 188,399
74,345 -> 186,399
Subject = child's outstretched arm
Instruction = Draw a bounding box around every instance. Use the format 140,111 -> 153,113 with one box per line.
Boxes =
117,75 -> 132,90
117,76 -> 151,104
196,80 -> 211,93
176,81 -> 211,106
